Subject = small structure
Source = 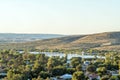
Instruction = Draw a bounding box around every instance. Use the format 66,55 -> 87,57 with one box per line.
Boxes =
82,51 -> 85,56
51,77 -> 57,80
0,68 -> 7,79
82,61 -> 91,71
60,74 -> 72,80
108,70 -> 119,76
84,61 -> 90,66
85,72 -> 100,80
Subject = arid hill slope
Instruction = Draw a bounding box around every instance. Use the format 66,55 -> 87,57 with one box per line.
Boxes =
1,32 -> 120,51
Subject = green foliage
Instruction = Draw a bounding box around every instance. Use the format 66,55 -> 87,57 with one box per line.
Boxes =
6,70 -> 23,80
101,75 -> 110,80
52,66 -> 66,76
32,76 -> 44,80
109,76 -> 118,80
72,71 -> 85,80
76,64 -> 82,71
0,49 -> 120,80
71,57 -> 82,68
87,65 -> 96,73
66,68 -> 76,74
47,57 -> 54,73
97,67 -> 107,75
39,71 -> 51,79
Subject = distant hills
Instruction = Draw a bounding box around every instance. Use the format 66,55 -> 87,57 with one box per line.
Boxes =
1,32 -> 120,51
0,33 -> 65,43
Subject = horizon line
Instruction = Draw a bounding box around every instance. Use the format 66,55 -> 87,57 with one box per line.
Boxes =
0,30 -> 120,35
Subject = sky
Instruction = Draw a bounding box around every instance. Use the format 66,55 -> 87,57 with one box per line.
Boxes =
0,0 -> 120,35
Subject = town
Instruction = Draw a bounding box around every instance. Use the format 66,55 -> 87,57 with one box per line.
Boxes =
0,49 -> 120,80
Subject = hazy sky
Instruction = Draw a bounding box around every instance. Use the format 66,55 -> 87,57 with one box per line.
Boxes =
0,0 -> 120,35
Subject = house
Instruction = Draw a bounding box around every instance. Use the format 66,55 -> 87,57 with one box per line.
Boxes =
60,74 -> 72,80
107,70 -> 119,76
84,61 -> 90,66
85,72 -> 100,80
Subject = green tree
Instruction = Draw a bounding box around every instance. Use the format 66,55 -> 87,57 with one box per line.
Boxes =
72,71 -> 85,80
97,67 -> 107,75
66,68 -> 76,74
52,66 -> 66,76
47,57 -> 54,73
32,60 -> 44,78
5,70 -> 23,80
6,70 -> 13,79
76,64 -> 82,71
87,65 -> 96,73
101,75 -> 110,80
71,57 -> 82,68
109,76 -> 118,80
39,71 -> 51,79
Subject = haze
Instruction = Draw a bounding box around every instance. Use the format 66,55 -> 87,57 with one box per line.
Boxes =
0,0 -> 120,35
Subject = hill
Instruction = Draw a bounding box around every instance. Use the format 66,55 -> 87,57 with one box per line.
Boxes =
1,31 -> 120,51
0,33 -> 64,43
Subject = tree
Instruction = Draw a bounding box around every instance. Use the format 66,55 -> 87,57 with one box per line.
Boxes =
32,60 -> 44,78
86,65 -> 96,73
66,68 -> 76,74
72,71 -> 85,80
119,60 -> 120,75
71,57 -> 82,68
6,70 -> 13,79
46,77 -> 50,80
32,76 -> 44,80
101,75 -> 110,80
76,64 -> 82,71
97,67 -> 107,75
52,66 -> 66,76
109,76 -> 118,80
39,71 -> 51,79
6,70 -> 23,80
12,74 -> 23,80
47,57 -> 54,73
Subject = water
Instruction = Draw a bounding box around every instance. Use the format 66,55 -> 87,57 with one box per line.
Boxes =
19,51 -> 105,59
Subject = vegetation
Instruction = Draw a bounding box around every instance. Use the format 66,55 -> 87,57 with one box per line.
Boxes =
0,49 -> 119,80
72,71 -> 85,80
